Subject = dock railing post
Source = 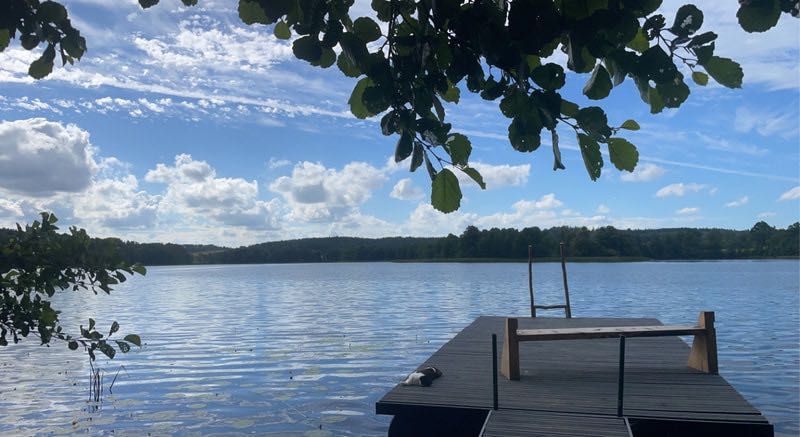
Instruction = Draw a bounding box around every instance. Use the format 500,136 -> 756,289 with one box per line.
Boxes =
492,334 -> 499,410
528,245 -> 535,318
560,242 -> 572,318
617,335 -> 626,417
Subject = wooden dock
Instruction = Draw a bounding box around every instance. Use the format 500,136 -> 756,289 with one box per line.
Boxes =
376,316 -> 773,436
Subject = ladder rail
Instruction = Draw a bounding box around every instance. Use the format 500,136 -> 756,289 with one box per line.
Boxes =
528,242 -> 572,318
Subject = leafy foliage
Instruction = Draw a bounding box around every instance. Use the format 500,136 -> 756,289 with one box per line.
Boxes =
2,0 -> 797,213
0,213 -> 145,360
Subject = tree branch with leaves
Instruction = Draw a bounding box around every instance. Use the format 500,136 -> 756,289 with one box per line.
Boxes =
0,213 -> 144,360
1,0 -> 797,213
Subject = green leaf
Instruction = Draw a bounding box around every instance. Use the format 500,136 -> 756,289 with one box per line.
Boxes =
689,31 -> 717,48
531,64 -> 566,90
648,87 -> 665,113
68,340 -> 79,350
442,84 -> 460,103
560,100 -> 579,117
317,47 -> 336,68
338,33 -> 369,69
293,36 -> 322,63
508,115 -> 542,152
583,65 -> 612,100
620,119 -> 640,130
98,341 -> 116,359
656,78 -> 690,108
608,137 -> 639,172
577,133 -> 603,181
38,1 -> 68,22
353,17 -> 381,42
336,53 -> 361,77
423,151 -> 437,180
691,71 -> 709,86
238,0 -> 269,25
432,95 -> 445,121
694,43 -> 715,65
89,318 -> 95,331
626,27 -> 649,52
21,34 -> 40,51
704,56 -> 743,88
410,142 -> 424,172
575,106 -> 611,139
431,169 -> 462,213
348,77 -> 374,119
446,134 -> 471,166
131,264 -> 146,275
139,0 -> 160,8
60,32 -> 86,59
737,0 -> 781,32
28,56 -> 53,80
274,20 -> 291,39
670,4 -> 704,36
124,334 -> 142,347
551,129 -> 565,170
0,29 -> 8,52
462,167 -> 486,189
109,321 -> 120,336
115,340 -> 131,353
395,131 -> 413,162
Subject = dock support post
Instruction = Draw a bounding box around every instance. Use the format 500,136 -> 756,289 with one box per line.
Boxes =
528,245 -> 535,318
491,334 -> 499,410
617,335 -> 626,417
688,311 -> 718,374
500,318 -> 520,380
560,242 -> 572,318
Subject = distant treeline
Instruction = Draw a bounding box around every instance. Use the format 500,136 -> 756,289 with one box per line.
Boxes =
1,222 -> 797,266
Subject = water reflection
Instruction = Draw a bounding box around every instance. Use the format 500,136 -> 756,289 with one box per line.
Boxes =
0,261 -> 797,435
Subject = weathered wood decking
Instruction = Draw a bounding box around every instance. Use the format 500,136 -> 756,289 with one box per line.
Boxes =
377,316 -> 773,436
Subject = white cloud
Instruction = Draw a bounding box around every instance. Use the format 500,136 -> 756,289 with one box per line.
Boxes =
676,207 -> 700,215
596,204 -> 611,214
0,118 -> 98,196
515,193 -> 563,210
621,163 -> 666,182
725,196 -> 749,208
467,162 -> 530,189
269,161 -> 387,222
778,186 -> 800,201
0,198 -> 24,217
656,183 -> 709,198
147,154 -> 280,229
697,133 -> 767,156
267,158 -> 292,169
71,174 -> 160,229
390,178 -> 425,201
757,211 -> 777,219
735,106 -> 799,139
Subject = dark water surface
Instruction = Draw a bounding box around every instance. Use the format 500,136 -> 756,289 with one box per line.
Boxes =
1,261 -> 797,436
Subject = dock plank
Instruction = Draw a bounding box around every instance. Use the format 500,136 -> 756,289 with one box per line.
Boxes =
377,316 -> 771,433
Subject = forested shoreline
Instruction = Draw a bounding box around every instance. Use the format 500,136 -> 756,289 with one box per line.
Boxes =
4,222 -> 796,266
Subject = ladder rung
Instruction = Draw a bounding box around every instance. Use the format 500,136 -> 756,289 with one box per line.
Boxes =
534,304 -> 568,310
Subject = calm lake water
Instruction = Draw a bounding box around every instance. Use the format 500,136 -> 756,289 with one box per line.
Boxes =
1,261 -> 798,436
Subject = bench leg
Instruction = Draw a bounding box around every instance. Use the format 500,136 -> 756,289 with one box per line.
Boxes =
688,311 -> 718,374
500,318 -> 520,380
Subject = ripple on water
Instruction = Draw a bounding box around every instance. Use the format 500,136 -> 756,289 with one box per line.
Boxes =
0,261 -> 797,436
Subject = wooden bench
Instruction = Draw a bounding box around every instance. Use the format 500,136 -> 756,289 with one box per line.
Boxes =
501,311 -> 718,380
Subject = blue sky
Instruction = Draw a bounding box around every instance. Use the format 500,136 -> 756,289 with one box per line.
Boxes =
0,0 -> 798,245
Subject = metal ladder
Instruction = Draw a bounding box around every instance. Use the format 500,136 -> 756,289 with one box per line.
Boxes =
527,242 -> 572,318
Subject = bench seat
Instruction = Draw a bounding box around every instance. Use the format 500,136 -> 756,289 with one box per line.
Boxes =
516,324 -> 705,341
501,311 -> 718,381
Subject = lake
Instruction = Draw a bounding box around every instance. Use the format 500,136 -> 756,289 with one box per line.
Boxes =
1,260 -> 798,436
